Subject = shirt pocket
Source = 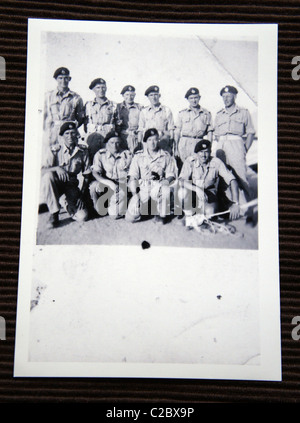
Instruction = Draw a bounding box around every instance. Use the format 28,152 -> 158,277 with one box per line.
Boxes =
195,115 -> 209,132
128,109 -> 139,128
62,99 -> 75,120
182,115 -> 191,126
50,103 -> 60,121
102,106 -> 114,124
230,115 -> 245,135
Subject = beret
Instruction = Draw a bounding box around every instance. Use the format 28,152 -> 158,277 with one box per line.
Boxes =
143,128 -> 159,142
89,78 -> 106,90
144,85 -> 159,96
103,131 -> 120,143
220,85 -> 238,96
185,87 -> 200,99
59,121 -> 77,136
121,85 -> 135,95
53,67 -> 70,79
194,139 -> 211,153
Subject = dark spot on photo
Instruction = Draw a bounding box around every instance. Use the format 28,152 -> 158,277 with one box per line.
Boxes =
141,240 -> 151,249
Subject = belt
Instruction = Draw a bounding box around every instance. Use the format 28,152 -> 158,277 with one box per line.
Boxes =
182,135 -> 203,139
219,134 -> 243,140
140,179 -> 160,187
95,123 -> 113,131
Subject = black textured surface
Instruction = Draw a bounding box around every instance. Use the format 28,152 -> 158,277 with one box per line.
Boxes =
0,0 -> 300,403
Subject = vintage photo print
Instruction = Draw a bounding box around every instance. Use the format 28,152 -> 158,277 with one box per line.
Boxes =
14,19 -> 280,380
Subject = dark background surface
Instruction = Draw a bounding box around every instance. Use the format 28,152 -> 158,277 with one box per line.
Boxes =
0,0 -> 299,403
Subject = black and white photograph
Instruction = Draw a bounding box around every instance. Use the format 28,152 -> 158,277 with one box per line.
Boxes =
36,24 -> 259,250
14,19 -> 280,380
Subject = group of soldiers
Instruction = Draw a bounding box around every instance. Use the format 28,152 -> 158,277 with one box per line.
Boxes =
40,66 -> 256,229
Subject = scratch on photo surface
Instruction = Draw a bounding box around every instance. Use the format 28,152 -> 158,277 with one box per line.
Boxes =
242,353 -> 260,365
174,311 -> 230,339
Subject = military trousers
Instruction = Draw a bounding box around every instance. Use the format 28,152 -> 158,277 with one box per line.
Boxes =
119,130 -> 142,154
215,135 -> 250,199
41,170 -> 88,221
177,184 -> 218,217
125,181 -> 172,222
178,136 -> 203,162
89,180 -> 127,218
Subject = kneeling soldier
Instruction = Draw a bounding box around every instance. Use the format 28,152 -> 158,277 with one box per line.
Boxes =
89,131 -> 132,219
125,128 -> 177,224
178,139 -> 240,221
41,121 -> 91,228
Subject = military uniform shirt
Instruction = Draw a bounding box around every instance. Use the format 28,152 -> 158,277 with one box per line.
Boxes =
138,104 -> 175,133
179,154 -> 235,191
85,99 -> 117,133
128,149 -> 177,181
116,102 -> 142,132
44,89 -> 85,129
43,143 -> 91,178
175,106 -> 213,137
214,105 -> 255,137
92,148 -> 132,182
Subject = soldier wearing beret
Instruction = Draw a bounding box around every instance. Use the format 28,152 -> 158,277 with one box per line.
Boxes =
43,67 -> 85,150
115,85 -> 143,153
174,87 -> 213,166
41,121 -> 91,228
89,131 -> 132,219
125,128 -> 178,225
177,139 -> 240,222
137,85 -> 175,155
84,78 -> 117,162
213,85 -> 256,200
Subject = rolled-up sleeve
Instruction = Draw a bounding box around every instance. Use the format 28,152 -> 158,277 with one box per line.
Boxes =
165,106 -> 175,131
81,149 -> 91,176
215,158 -> 236,185
244,109 -> 256,135
138,109 -> 146,132
128,155 -> 141,179
179,158 -> 193,181
91,152 -> 104,175
165,155 -> 178,179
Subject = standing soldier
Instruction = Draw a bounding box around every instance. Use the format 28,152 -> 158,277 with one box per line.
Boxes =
84,78 -> 117,162
41,121 -> 91,229
43,67 -> 85,149
89,131 -> 132,219
213,85 -> 256,201
137,85 -> 175,155
115,85 -> 143,153
174,87 -> 213,166
125,128 -> 177,225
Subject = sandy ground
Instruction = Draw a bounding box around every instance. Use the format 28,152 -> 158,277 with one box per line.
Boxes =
36,207 -> 258,250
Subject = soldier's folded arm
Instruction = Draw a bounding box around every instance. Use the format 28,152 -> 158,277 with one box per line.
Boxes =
228,180 -> 240,220
41,146 -> 69,181
42,165 -> 69,183
76,174 -> 90,209
128,177 -> 140,195
92,168 -> 118,192
218,160 -> 240,219
75,97 -> 85,128
244,109 -> 256,151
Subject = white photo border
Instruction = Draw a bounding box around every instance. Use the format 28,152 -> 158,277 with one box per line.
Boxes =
13,19 -> 280,381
